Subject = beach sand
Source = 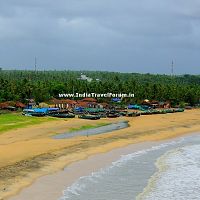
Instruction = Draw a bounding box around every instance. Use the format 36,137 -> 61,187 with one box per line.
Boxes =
9,141 -> 157,200
1,110 -> 200,200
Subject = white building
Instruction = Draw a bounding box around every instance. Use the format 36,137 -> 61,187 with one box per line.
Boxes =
77,74 -> 93,82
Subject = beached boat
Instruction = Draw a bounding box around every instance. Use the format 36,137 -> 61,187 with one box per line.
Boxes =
165,109 -> 174,113
106,113 -> 119,118
30,112 -> 46,117
127,112 -> 141,117
159,110 -> 167,114
151,110 -> 166,114
141,110 -> 152,115
174,108 -> 185,112
99,113 -> 107,118
119,111 -> 127,116
63,113 -> 75,118
78,114 -> 101,120
49,113 -> 75,118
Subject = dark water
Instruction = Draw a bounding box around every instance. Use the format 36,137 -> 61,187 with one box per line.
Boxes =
53,121 -> 128,139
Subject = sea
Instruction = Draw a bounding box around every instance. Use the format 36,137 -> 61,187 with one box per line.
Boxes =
59,133 -> 200,200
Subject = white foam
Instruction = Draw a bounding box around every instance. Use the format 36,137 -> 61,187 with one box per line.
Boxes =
138,144 -> 200,200
59,138 -> 185,200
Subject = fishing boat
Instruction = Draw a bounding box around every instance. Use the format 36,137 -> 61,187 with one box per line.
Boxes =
106,113 -> 119,118
79,114 -> 101,120
150,110 -> 164,114
30,112 -> 46,117
127,112 -> 141,117
49,113 -> 75,118
174,108 -> 185,112
165,109 -> 174,113
99,113 -> 107,118
119,111 -> 127,116
140,110 -> 152,115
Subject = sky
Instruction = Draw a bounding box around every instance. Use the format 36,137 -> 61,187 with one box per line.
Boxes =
0,0 -> 200,74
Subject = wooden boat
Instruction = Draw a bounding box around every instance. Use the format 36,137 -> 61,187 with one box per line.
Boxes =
79,114 -> 100,120
174,108 -> 185,112
140,111 -> 152,115
127,112 -> 140,117
99,113 -> 107,118
30,112 -> 46,117
153,110 -> 161,114
106,113 -> 119,118
158,110 -> 167,114
64,113 -> 76,118
50,113 -> 75,118
119,112 -> 127,116
165,109 -> 174,113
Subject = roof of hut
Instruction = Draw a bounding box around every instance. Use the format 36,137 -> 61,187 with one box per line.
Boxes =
81,98 -> 97,102
0,102 -> 9,109
62,99 -> 77,104
15,102 -> 26,108
49,98 -> 77,105
76,101 -> 90,107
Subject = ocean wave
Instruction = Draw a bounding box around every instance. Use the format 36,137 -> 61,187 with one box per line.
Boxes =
137,144 -> 200,200
59,138 -> 185,200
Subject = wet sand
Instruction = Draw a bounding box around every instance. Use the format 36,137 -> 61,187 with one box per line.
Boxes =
1,110 -> 200,200
9,142 -> 157,200
9,132 -> 200,200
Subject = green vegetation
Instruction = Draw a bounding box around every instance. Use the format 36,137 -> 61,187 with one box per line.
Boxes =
69,122 -> 111,132
0,70 -> 200,106
0,113 -> 56,134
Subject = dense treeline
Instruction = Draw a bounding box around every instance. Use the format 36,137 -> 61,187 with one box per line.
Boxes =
0,70 -> 200,106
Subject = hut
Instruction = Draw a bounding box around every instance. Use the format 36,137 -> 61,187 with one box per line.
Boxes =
82,98 -> 97,102
15,102 -> 26,109
98,102 -> 109,109
39,102 -> 49,108
159,101 -> 171,108
0,102 -> 10,109
26,99 -> 37,109
48,98 -> 77,109
150,100 -> 159,109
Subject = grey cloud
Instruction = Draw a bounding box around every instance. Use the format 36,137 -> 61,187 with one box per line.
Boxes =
0,0 -> 200,74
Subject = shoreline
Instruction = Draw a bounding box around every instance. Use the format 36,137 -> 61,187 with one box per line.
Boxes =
9,132 -> 200,200
9,141 -> 157,200
1,110 -> 200,200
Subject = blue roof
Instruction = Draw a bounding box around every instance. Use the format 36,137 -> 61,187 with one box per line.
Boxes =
74,107 -> 84,111
33,108 -> 49,113
112,98 -> 121,102
128,104 -> 140,109
48,108 -> 59,111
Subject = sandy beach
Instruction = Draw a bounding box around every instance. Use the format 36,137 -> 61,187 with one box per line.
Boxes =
9,141 -> 157,200
1,109 -> 200,200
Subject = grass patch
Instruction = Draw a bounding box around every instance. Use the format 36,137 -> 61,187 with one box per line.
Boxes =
0,113 -> 57,134
69,122 -> 111,132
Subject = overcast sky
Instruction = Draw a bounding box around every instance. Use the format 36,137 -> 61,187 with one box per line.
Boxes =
0,0 -> 200,74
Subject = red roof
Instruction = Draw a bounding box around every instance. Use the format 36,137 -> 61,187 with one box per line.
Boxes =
0,101 -> 26,108
76,101 -> 90,107
0,102 -> 9,108
151,100 -> 159,104
62,99 -> 77,104
49,98 -> 62,104
15,102 -> 26,108
49,98 -> 77,105
82,98 -> 97,102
